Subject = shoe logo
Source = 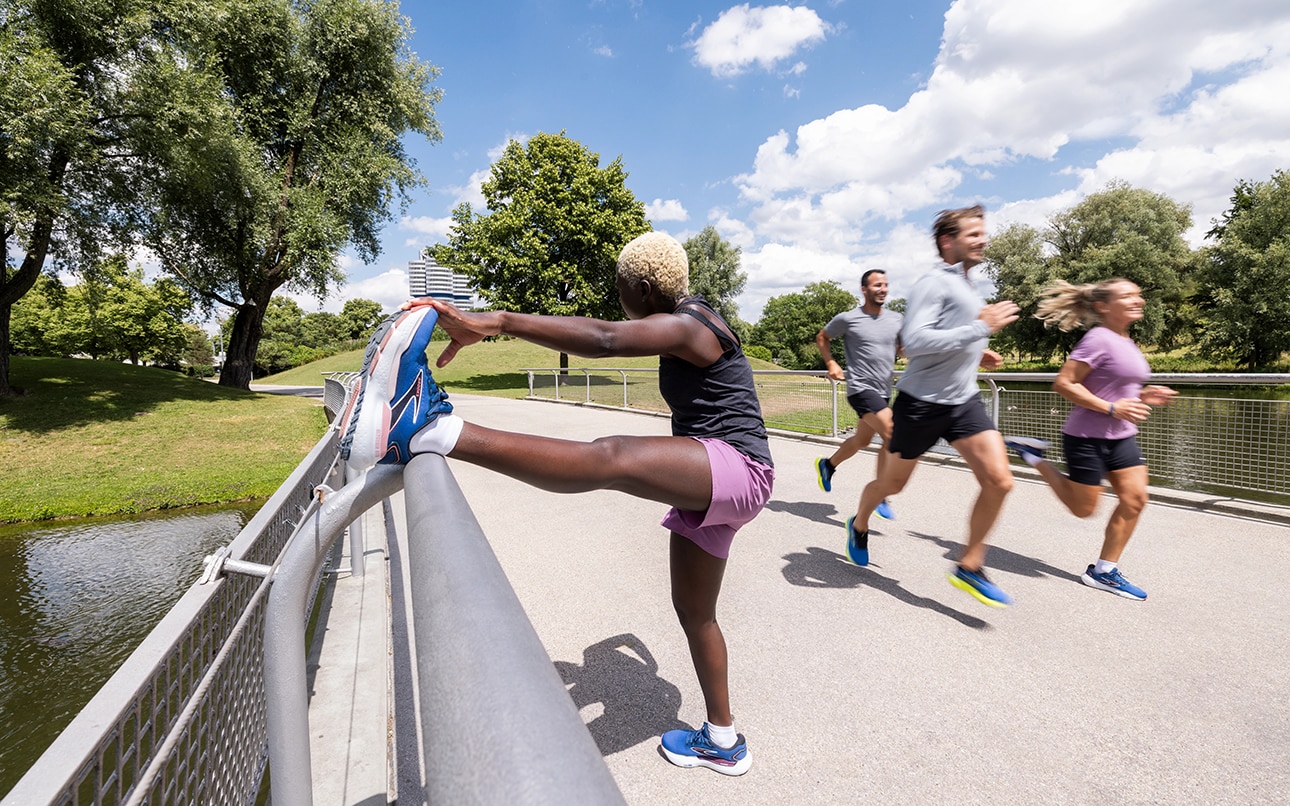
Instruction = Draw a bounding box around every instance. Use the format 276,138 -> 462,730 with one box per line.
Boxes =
389,372 -> 424,433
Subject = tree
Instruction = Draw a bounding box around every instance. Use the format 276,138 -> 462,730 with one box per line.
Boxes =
436,131 -> 650,369
135,0 -> 442,389
983,222 -> 1073,361
751,281 -> 857,369
0,0 -> 170,394
684,226 -> 747,332
340,297 -> 385,340
985,182 -> 1197,360
1198,170 -> 1290,368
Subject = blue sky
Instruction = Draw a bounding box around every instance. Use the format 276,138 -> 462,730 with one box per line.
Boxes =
317,0 -> 1290,322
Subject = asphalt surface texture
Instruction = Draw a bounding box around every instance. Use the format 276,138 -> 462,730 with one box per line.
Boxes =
430,393 -> 1289,806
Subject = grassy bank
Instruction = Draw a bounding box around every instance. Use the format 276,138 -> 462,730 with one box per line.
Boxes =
0,357 -> 326,523
260,337 -> 687,397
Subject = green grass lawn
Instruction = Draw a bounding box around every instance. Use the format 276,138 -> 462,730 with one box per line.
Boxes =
260,337 -> 715,398
1,357 -> 327,523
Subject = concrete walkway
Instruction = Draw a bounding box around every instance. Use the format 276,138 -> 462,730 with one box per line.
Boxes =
311,393 -> 1290,805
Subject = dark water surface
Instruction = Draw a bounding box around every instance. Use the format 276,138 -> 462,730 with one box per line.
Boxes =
0,503 -> 260,797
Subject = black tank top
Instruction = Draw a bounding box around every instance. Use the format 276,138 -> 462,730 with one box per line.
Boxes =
658,297 -> 773,467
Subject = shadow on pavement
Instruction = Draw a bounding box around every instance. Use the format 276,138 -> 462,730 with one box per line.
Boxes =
780,546 -> 989,630
905,530 -> 1081,583
762,499 -> 889,536
555,633 -> 689,756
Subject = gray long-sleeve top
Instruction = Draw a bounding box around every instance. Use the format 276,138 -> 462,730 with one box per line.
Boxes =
895,262 -> 991,405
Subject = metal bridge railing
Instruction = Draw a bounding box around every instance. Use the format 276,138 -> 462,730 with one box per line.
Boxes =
5,382 -> 623,806
524,368 -> 1290,504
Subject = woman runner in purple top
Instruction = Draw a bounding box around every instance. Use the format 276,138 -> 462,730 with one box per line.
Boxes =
1003,279 -> 1176,600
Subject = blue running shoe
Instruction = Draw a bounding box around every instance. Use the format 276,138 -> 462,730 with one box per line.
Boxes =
337,305 -> 452,469
1081,565 -> 1147,600
1004,436 -> 1050,464
660,724 -> 751,776
948,565 -> 1013,607
875,499 -> 896,521
815,457 -> 835,492
845,515 -> 869,566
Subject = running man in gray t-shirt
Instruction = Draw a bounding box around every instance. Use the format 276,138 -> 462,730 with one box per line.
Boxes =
814,269 -> 902,521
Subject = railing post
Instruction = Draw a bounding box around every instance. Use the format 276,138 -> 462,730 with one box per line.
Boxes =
619,370 -> 628,408
261,464 -> 404,806
344,461 -> 365,578
831,378 -> 840,437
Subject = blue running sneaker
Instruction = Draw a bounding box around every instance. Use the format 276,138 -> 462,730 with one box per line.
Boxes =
875,499 -> 896,520
1004,436 -> 1050,464
337,305 -> 452,469
815,457 -> 835,492
948,565 -> 1013,607
845,515 -> 869,566
1081,565 -> 1147,600
660,724 -> 751,776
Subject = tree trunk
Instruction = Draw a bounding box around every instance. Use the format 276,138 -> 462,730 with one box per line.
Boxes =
1,242 -> 54,398
0,304 -> 13,397
219,301 -> 268,389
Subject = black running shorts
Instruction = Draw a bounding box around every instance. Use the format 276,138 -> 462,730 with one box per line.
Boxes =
846,389 -> 891,418
1061,434 -> 1145,486
888,393 -> 996,459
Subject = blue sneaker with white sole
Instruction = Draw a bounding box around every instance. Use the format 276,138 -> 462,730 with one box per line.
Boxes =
948,565 -> 1013,607
1004,436 -> 1050,464
660,723 -> 751,776
336,304 -> 452,469
874,499 -> 895,520
845,515 -> 869,566
1081,565 -> 1147,600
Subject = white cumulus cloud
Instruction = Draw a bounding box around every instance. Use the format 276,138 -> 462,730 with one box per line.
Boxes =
646,198 -> 689,221
689,4 -> 834,78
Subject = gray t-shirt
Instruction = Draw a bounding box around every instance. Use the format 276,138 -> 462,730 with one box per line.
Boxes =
823,308 -> 903,397
896,262 -> 992,405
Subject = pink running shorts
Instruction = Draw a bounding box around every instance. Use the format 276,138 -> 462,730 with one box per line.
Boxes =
660,437 -> 775,559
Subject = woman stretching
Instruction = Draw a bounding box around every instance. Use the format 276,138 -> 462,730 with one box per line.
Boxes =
338,232 -> 772,775
1004,279 -> 1176,600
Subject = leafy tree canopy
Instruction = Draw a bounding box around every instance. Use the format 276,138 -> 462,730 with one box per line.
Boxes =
985,181 -> 1197,360
436,131 -> 650,367
751,280 -> 857,370
134,0 -> 442,388
684,226 -> 748,332
1198,169 -> 1290,368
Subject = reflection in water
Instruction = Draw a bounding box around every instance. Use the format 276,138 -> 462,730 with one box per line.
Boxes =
0,504 -> 259,796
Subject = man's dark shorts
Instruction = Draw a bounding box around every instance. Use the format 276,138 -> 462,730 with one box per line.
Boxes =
847,389 -> 891,419
1062,434 -> 1145,486
888,393 -> 995,459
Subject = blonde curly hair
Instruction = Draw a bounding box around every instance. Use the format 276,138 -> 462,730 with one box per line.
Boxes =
617,232 -> 689,301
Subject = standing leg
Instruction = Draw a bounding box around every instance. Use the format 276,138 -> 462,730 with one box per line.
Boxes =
669,533 -> 730,726
949,430 -> 1015,571
1079,465 -> 1150,600
1099,465 -> 1149,563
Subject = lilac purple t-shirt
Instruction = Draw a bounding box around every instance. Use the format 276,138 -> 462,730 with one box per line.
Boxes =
1062,326 -> 1152,439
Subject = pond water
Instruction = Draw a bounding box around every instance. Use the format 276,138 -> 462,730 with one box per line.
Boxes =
0,503 -> 261,798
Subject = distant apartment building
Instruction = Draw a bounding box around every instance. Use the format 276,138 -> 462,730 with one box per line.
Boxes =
408,252 -> 475,308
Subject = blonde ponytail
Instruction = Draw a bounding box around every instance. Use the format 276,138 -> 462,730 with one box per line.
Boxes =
1035,278 -> 1132,332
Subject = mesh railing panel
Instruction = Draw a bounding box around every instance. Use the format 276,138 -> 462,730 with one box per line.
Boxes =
527,369 -> 1290,503
997,389 -> 1290,498
9,439 -> 337,806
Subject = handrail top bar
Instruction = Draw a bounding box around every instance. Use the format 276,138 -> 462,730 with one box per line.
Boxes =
521,367 -> 1290,385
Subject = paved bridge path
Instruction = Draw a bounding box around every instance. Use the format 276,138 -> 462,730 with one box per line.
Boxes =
326,392 -> 1289,805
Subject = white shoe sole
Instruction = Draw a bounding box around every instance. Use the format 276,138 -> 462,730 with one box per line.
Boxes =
340,308 -> 431,470
661,745 -> 752,776
1080,572 -> 1147,600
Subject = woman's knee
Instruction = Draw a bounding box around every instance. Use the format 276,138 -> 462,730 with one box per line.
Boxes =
1118,488 -> 1148,515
